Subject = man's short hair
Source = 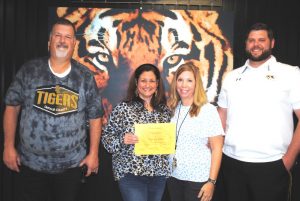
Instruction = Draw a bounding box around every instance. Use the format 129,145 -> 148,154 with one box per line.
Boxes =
246,22 -> 274,41
50,18 -> 76,37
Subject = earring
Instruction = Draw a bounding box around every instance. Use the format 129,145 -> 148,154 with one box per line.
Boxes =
135,89 -> 139,97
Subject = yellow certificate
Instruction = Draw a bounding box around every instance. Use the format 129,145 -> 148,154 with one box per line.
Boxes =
134,123 -> 176,155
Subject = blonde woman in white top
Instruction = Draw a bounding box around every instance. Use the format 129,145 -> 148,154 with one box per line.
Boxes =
167,63 -> 224,201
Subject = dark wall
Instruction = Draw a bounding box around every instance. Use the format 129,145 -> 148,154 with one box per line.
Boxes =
1,0 -> 300,201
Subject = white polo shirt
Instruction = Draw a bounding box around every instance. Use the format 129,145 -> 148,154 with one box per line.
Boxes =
218,56 -> 300,162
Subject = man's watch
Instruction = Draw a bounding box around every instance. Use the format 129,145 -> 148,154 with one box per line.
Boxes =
207,178 -> 217,185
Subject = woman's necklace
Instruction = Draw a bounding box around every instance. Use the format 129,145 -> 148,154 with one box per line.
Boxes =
173,103 -> 191,169
144,101 -> 153,112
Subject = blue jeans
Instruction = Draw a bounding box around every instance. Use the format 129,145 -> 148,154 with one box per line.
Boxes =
118,174 -> 167,201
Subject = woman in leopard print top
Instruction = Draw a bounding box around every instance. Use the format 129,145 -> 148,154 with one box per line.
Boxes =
102,64 -> 171,201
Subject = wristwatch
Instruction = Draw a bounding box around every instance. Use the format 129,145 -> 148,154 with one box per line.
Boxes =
207,178 -> 217,185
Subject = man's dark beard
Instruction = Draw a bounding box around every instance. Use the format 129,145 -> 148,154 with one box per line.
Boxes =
245,49 -> 272,61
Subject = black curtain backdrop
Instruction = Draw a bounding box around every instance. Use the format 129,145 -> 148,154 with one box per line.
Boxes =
1,0 -> 300,201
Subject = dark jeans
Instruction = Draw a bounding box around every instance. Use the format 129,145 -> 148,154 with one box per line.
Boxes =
118,174 -> 167,201
221,154 -> 290,201
167,177 -> 205,201
15,165 -> 82,201
291,157 -> 300,201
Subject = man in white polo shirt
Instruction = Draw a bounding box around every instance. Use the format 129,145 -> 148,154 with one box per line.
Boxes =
217,22 -> 300,201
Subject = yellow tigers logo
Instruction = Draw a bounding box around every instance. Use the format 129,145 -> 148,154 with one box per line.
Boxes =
55,8 -> 233,123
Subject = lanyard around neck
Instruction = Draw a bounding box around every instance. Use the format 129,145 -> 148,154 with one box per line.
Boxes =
175,103 -> 191,149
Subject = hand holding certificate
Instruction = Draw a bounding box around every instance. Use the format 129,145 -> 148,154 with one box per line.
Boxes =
134,123 -> 176,155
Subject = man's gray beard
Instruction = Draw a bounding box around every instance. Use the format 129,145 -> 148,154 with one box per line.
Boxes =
55,49 -> 68,58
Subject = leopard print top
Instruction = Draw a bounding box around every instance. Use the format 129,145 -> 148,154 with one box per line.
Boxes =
102,101 -> 171,180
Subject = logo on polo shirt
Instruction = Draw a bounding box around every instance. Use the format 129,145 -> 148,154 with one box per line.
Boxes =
33,84 -> 79,116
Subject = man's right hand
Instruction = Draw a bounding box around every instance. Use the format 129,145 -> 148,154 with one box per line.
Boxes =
3,146 -> 21,172
3,105 -> 21,172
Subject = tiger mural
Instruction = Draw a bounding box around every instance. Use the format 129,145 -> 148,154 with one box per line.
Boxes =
54,8 -> 233,123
